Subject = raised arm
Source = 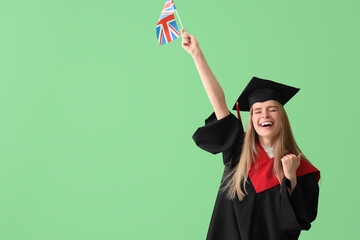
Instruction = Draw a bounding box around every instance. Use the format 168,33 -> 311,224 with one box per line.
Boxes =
181,29 -> 229,120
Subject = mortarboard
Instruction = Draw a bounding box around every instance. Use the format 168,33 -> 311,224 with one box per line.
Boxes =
232,77 -> 300,112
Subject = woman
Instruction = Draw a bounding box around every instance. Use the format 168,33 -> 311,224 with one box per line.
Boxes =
182,29 -> 320,240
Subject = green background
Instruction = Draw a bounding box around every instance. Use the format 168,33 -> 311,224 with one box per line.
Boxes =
0,0 -> 358,239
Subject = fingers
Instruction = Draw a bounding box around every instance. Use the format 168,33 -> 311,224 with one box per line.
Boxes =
181,29 -> 188,39
181,29 -> 192,40
181,29 -> 200,55
281,153 -> 301,170
182,38 -> 190,47
281,154 -> 296,162
181,29 -> 191,46
281,154 -> 301,167
183,36 -> 190,44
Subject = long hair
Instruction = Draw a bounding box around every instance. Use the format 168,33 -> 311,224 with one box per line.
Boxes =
222,101 -> 308,201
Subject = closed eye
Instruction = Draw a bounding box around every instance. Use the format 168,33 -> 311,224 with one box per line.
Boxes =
269,107 -> 278,112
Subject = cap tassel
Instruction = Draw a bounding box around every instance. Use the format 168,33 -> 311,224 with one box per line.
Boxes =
236,102 -> 245,136
236,102 -> 241,121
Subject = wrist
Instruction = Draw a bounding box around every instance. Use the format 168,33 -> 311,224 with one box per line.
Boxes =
288,177 -> 297,190
191,49 -> 203,59
287,175 -> 296,181
285,170 -> 297,181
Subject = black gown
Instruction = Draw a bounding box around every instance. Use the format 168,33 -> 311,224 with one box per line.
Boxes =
193,113 -> 320,240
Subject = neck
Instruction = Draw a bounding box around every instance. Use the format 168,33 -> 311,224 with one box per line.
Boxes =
258,136 -> 275,147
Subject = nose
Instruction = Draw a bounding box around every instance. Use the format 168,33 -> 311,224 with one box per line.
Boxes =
261,110 -> 268,118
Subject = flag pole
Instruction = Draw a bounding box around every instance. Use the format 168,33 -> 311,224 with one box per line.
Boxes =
175,10 -> 184,29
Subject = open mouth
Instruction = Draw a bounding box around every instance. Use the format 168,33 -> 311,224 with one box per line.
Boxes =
260,122 -> 273,128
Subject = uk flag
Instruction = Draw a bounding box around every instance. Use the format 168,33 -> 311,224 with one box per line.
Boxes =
156,0 -> 180,46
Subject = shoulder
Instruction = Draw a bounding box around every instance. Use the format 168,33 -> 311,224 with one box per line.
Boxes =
297,158 -> 320,182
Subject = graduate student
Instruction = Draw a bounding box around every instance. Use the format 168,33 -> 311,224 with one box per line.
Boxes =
182,29 -> 320,240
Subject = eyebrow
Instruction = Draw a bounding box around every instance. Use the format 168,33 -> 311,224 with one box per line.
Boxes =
253,106 -> 278,111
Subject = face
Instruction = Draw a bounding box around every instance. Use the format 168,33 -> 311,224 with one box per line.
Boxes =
251,100 -> 282,145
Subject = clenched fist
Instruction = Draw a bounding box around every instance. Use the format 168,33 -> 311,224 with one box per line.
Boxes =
281,153 -> 302,180
181,29 -> 201,56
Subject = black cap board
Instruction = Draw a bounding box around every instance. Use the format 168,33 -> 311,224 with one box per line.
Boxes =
232,77 -> 300,111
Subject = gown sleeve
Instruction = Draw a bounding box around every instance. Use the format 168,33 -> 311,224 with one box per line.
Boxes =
280,172 -> 319,232
192,112 -> 243,155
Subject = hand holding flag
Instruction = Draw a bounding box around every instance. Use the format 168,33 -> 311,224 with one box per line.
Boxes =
181,29 -> 201,56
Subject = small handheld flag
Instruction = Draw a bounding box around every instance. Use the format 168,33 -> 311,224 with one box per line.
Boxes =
156,0 -> 183,46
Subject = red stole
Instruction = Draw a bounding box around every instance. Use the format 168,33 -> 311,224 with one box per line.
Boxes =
248,143 -> 320,193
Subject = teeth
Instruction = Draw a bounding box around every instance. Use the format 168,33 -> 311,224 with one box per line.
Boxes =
261,122 -> 272,127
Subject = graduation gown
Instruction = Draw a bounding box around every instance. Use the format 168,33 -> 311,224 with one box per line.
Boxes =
193,113 -> 320,240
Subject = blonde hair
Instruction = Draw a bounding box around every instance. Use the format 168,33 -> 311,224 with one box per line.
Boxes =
222,101 -> 308,200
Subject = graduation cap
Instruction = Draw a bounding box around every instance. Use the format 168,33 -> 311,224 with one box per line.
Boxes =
232,77 -> 300,116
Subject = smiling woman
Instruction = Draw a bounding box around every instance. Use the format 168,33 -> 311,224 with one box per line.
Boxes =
182,29 -> 321,240
252,100 -> 282,146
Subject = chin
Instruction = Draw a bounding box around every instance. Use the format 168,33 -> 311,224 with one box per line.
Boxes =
256,130 -> 280,141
